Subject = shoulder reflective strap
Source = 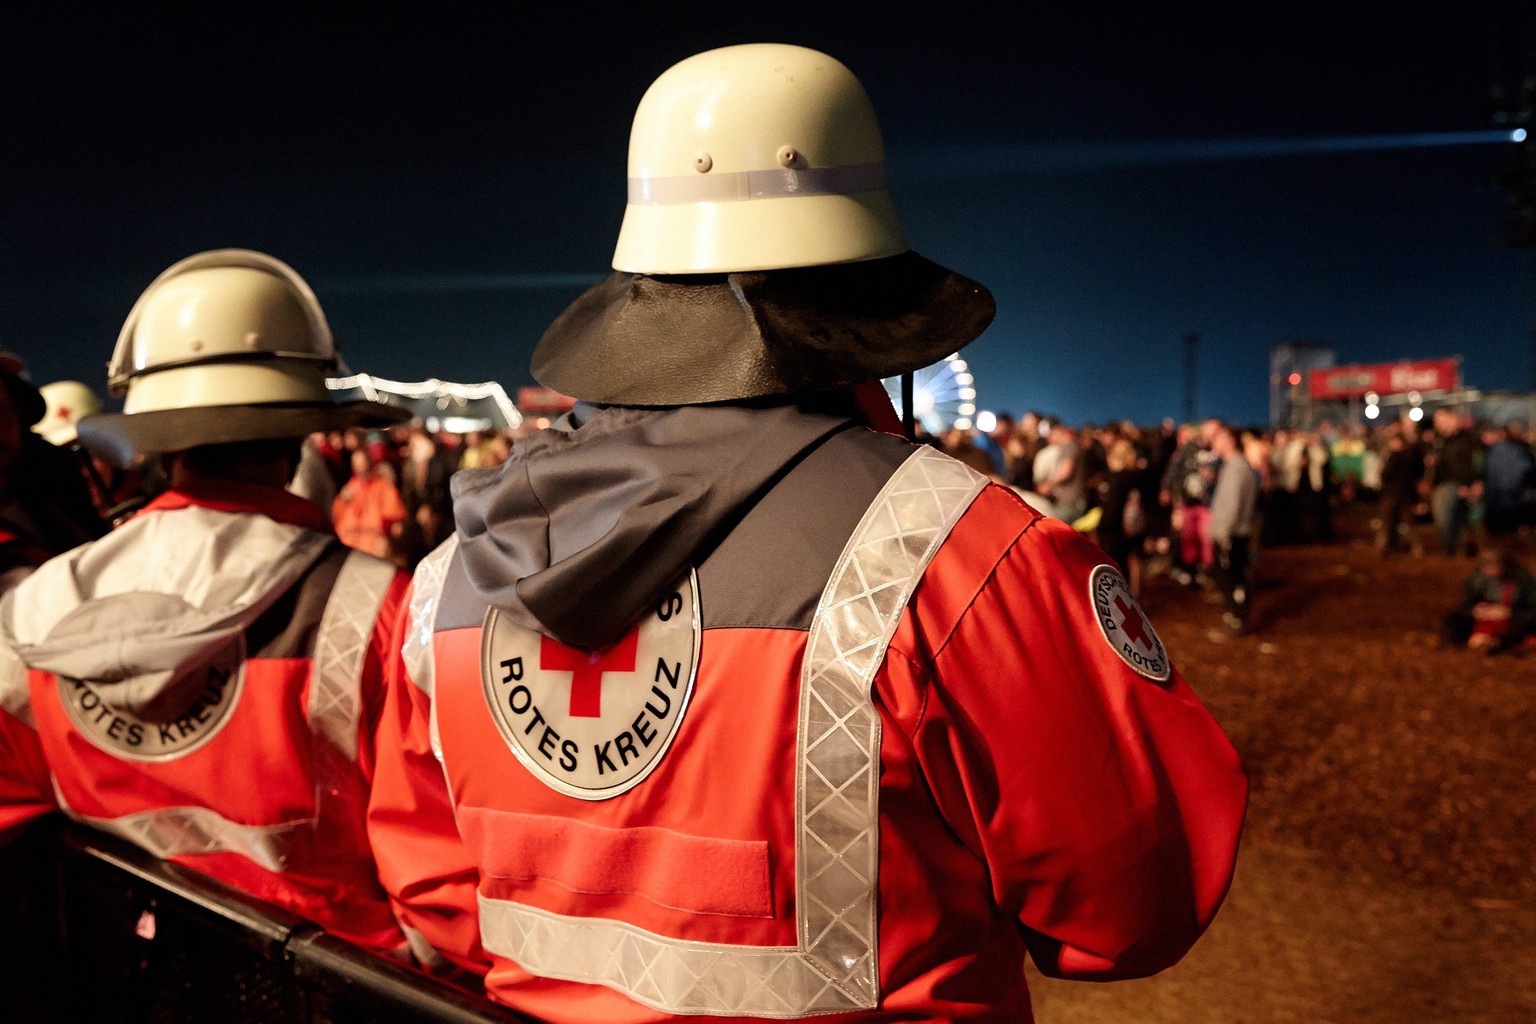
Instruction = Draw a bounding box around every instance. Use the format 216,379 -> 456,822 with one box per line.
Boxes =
478,446 -> 988,1017
403,535 -> 460,700
405,536 -> 459,764
309,548 -> 397,757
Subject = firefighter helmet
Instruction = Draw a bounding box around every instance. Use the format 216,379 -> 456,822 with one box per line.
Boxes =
533,44 -> 995,406
612,43 -> 906,274
79,249 -> 407,465
33,380 -> 103,446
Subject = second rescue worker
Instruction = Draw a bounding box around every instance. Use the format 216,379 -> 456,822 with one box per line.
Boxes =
371,44 -> 1248,1021
0,250 -> 480,970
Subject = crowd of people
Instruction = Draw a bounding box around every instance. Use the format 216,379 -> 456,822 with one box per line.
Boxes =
37,388 -> 1534,655
918,406 -> 1536,647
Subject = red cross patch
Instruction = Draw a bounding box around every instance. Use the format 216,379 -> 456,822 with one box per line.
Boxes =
1089,565 -> 1171,683
480,572 -> 700,801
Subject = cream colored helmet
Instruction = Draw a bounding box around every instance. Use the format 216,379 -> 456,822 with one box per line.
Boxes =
533,44 -> 995,407
33,380 -> 103,446
79,249 -> 407,466
107,248 -> 339,411
613,43 -> 907,274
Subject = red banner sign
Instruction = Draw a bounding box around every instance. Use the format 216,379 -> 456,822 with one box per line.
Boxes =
517,386 -> 576,414
1307,358 -> 1459,400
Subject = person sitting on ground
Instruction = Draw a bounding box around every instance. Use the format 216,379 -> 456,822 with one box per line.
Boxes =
1441,546 -> 1536,654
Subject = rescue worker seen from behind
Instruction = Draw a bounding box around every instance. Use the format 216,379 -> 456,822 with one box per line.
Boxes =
369,43 -> 1248,1023
0,250 -> 483,975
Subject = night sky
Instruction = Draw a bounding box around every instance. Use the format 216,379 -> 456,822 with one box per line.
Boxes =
6,2 -> 1535,426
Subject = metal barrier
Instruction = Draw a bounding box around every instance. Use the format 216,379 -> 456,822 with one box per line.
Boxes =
1,818 -> 533,1024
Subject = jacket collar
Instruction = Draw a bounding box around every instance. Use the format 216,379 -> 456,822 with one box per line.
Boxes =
140,478 -> 333,535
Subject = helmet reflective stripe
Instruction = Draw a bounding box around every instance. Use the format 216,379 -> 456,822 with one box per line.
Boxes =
108,249 -> 338,411
628,162 -> 887,205
612,44 -> 908,274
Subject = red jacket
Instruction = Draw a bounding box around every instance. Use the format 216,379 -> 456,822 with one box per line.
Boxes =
369,409 -> 1247,1021
0,480 -> 413,956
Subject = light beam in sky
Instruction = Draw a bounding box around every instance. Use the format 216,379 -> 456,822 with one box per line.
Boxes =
315,273 -> 597,294
892,130 -> 1528,178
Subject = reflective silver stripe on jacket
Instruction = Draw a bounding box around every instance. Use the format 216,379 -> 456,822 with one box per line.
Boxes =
477,446 -> 988,1017
406,536 -> 459,764
309,549 -> 397,755
404,536 -> 460,699
60,546 -> 396,871
55,791 -> 306,873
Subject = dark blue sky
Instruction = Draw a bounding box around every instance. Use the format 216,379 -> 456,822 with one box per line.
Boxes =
5,2 -> 1533,425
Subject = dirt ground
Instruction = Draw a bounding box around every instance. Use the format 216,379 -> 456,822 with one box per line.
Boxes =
1027,508 -> 1536,1024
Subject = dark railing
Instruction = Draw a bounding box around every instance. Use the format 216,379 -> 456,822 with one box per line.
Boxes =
0,818 -> 533,1024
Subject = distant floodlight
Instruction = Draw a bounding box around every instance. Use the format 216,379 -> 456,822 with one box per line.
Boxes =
953,417 -> 973,431
1408,406 -> 1424,422
1364,391 -> 1379,405
1516,128 -> 1529,143
975,410 -> 998,433
1365,404 -> 1380,420
1287,372 -> 1302,386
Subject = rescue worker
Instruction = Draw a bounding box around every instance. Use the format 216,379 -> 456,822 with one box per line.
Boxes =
31,377 -> 154,526
32,378 -> 103,449
370,44 -> 1247,1021
0,250 -> 479,967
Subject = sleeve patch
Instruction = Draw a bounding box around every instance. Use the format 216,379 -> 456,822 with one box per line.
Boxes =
1088,564 -> 1172,685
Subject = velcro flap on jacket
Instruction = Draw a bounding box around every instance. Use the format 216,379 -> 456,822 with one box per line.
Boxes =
458,806 -> 772,919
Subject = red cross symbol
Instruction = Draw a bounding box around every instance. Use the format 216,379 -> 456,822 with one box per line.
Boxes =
540,631 -> 640,718
1114,595 -> 1151,649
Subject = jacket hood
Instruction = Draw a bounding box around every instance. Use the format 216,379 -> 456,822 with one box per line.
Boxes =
1,505 -> 333,720
452,400 -> 857,651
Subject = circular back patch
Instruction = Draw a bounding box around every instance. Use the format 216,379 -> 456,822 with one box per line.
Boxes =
480,572 -> 700,801
58,639 -> 246,762
1088,564 -> 1171,684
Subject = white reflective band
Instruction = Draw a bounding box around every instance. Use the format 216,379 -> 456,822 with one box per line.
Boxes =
477,446 -> 987,1017
628,162 -> 887,205
407,536 -> 459,765
58,791 -> 306,873
404,536 -> 459,699
310,550 -> 396,757
478,896 -> 856,1017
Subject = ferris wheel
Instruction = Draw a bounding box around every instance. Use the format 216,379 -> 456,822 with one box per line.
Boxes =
882,353 -> 977,435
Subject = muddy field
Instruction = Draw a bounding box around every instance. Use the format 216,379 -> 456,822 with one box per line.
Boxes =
1028,509 -> 1536,1024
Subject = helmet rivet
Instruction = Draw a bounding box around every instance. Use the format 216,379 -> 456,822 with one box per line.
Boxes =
693,151 -> 713,173
244,332 -> 261,347
777,145 -> 799,167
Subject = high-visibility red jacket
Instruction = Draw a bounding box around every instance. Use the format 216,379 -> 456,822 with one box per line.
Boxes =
369,406 -> 1247,1021
0,480 -> 418,958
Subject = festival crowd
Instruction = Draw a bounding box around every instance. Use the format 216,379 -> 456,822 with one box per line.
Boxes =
918,407 -> 1536,647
